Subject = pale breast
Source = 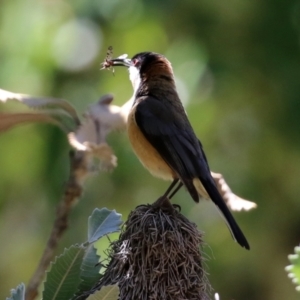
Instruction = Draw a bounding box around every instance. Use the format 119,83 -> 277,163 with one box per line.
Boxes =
127,107 -> 175,181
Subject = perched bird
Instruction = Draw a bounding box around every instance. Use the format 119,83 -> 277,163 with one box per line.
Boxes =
108,52 -> 249,250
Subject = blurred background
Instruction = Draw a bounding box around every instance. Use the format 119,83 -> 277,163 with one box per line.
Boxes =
1,0 -> 300,299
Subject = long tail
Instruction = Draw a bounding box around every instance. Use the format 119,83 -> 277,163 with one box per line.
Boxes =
193,177 -> 250,250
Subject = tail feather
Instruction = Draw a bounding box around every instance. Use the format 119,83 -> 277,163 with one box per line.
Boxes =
193,177 -> 250,250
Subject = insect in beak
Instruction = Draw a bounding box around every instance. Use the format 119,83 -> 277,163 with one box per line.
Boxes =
101,46 -> 131,74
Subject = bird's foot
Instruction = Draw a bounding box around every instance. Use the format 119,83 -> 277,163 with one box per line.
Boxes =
152,195 -> 178,214
172,204 -> 181,212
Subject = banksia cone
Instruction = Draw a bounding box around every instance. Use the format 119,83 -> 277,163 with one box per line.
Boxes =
90,199 -> 211,300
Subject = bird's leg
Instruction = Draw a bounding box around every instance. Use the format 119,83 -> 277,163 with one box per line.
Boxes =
152,179 -> 179,209
162,178 -> 179,198
169,181 -> 183,199
168,181 -> 183,211
152,179 -> 184,211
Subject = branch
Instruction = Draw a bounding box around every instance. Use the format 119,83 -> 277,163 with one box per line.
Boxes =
25,151 -> 87,300
0,90 -> 124,300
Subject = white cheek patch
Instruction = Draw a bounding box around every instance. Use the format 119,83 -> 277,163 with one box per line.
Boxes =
128,66 -> 141,96
129,66 -> 139,82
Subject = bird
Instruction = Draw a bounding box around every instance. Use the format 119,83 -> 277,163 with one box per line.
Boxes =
107,51 -> 250,250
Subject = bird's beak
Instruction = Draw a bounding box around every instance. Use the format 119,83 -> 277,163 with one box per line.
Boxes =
110,58 -> 132,67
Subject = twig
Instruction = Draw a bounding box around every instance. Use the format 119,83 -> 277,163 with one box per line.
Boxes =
25,151 -> 86,300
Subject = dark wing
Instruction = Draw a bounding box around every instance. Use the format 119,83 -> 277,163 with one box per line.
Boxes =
135,96 -> 250,249
135,96 -> 210,202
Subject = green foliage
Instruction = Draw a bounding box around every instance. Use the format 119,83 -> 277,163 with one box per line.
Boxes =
43,245 -> 86,300
6,283 -> 25,300
86,285 -> 119,300
39,207 -> 122,299
76,245 -> 102,295
286,246 -> 300,292
88,208 -> 123,243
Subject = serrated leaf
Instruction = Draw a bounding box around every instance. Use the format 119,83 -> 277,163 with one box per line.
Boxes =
88,208 -> 122,243
43,245 -> 86,300
286,246 -> 300,292
86,285 -> 119,300
76,244 -> 102,295
0,88 -> 80,125
6,283 -> 25,300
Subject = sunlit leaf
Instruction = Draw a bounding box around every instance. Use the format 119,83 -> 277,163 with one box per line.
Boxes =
86,285 -> 119,300
43,245 -> 86,300
88,208 -> 122,243
286,246 -> 300,292
6,283 -> 25,300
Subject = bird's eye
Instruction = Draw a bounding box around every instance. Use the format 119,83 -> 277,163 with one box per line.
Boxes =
132,58 -> 140,67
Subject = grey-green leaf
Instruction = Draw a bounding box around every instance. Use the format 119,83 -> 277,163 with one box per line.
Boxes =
6,283 -> 25,300
43,245 -> 86,300
76,244 -> 102,295
86,285 -> 119,300
88,208 -> 122,243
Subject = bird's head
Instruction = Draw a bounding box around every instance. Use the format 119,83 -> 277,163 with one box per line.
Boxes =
109,52 -> 175,93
